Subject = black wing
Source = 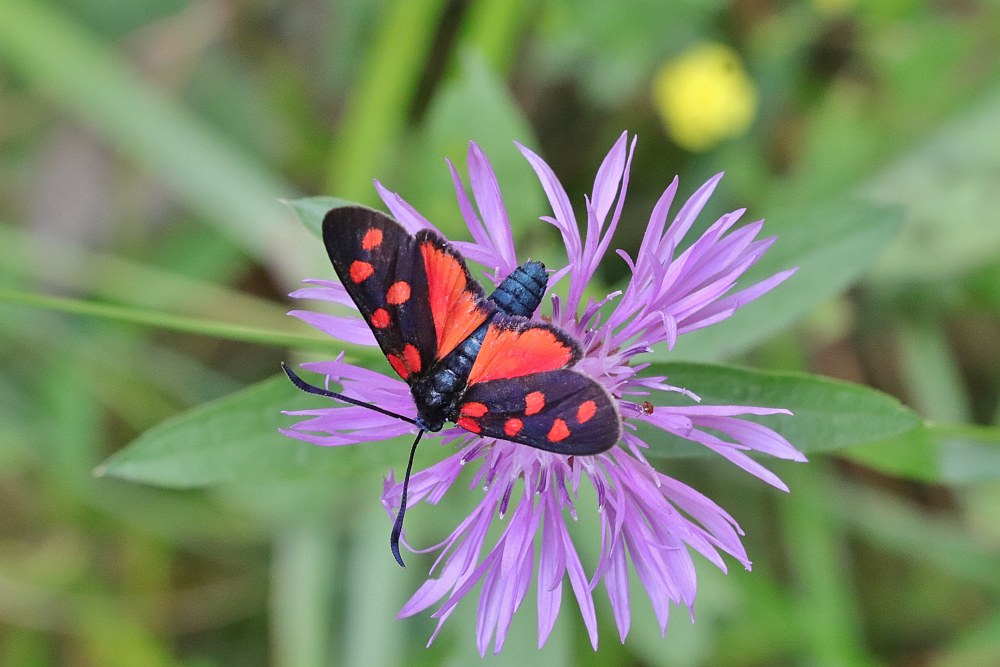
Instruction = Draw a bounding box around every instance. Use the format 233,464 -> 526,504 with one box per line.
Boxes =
455,370 -> 621,455
323,206 -> 438,382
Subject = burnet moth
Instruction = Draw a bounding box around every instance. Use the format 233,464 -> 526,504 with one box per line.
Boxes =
284,206 -> 621,566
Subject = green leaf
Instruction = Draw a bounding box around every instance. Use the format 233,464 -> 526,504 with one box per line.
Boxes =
284,197 -> 357,238
96,375 -> 404,489
0,222 -> 291,333
844,423 -> 1000,484
866,85 -> 1000,283
392,50 -> 543,242
0,288 -> 336,354
665,199 -> 903,361
0,0 -> 322,286
102,363 -> 922,487
637,363 -> 922,458
324,0 -> 450,202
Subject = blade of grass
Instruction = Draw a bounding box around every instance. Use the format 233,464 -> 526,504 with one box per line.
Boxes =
844,423 -> 1000,485
898,318 -> 972,423
832,480 -> 1000,593
0,288 -> 336,353
341,504 -> 406,667
457,0 -> 533,73
0,0 -> 323,285
0,223 -> 293,332
271,519 -> 336,667
781,464 -> 877,667
324,0 -> 449,201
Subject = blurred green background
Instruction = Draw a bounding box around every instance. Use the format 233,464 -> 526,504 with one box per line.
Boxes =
2,0 -> 1000,665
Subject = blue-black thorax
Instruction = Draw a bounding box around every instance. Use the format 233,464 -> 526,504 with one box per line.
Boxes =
412,260 -> 547,431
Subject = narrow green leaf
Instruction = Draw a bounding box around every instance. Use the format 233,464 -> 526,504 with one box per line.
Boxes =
0,288 -> 336,354
271,520 -> 337,667
0,222 -> 291,333
779,464 -> 875,666
897,320 -> 972,423
324,0 -> 450,201
0,0 -> 323,285
457,0 -> 533,73
831,480 -> 1000,593
638,363 -> 922,458
844,423 -> 1000,484
340,504 -> 408,667
665,199 -> 902,361
284,197 -> 357,239
96,375 -> 403,489
102,362 -> 923,488
393,50 -> 542,242
866,84 -> 1000,283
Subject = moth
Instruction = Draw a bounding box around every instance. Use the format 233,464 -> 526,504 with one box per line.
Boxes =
284,206 -> 620,565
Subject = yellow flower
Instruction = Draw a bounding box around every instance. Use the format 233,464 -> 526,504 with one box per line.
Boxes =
652,43 -> 757,152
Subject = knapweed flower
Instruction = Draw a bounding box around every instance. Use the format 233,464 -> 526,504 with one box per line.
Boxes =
282,132 -> 803,654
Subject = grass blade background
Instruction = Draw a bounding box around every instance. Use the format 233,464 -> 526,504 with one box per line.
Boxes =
0,0 -> 325,286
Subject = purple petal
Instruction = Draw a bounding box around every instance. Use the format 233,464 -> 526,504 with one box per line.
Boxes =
683,268 -> 798,331
638,177 -> 679,261
603,534 -> 631,642
374,180 -> 436,233
662,172 -> 724,257
516,141 -> 580,259
589,135 -> 636,275
591,131 -> 628,223
695,415 -> 806,461
467,143 -> 517,274
562,524 -> 599,650
288,310 -> 377,346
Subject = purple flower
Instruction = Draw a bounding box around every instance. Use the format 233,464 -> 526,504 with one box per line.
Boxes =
282,132 -> 804,655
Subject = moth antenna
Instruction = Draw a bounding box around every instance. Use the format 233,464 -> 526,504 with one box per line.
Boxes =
390,429 -> 423,568
281,362 -> 419,426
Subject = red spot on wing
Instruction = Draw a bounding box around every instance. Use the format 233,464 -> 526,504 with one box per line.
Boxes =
576,400 -> 597,423
349,260 -> 374,283
370,308 -> 390,329
547,419 -> 570,442
402,344 -> 422,374
387,344 -> 422,380
420,241 -> 489,358
388,354 -> 408,379
361,228 -> 383,250
386,281 -> 411,305
503,418 -> 523,437
524,391 -> 545,416
456,417 -> 481,434
460,402 -> 488,417
467,325 -> 575,385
